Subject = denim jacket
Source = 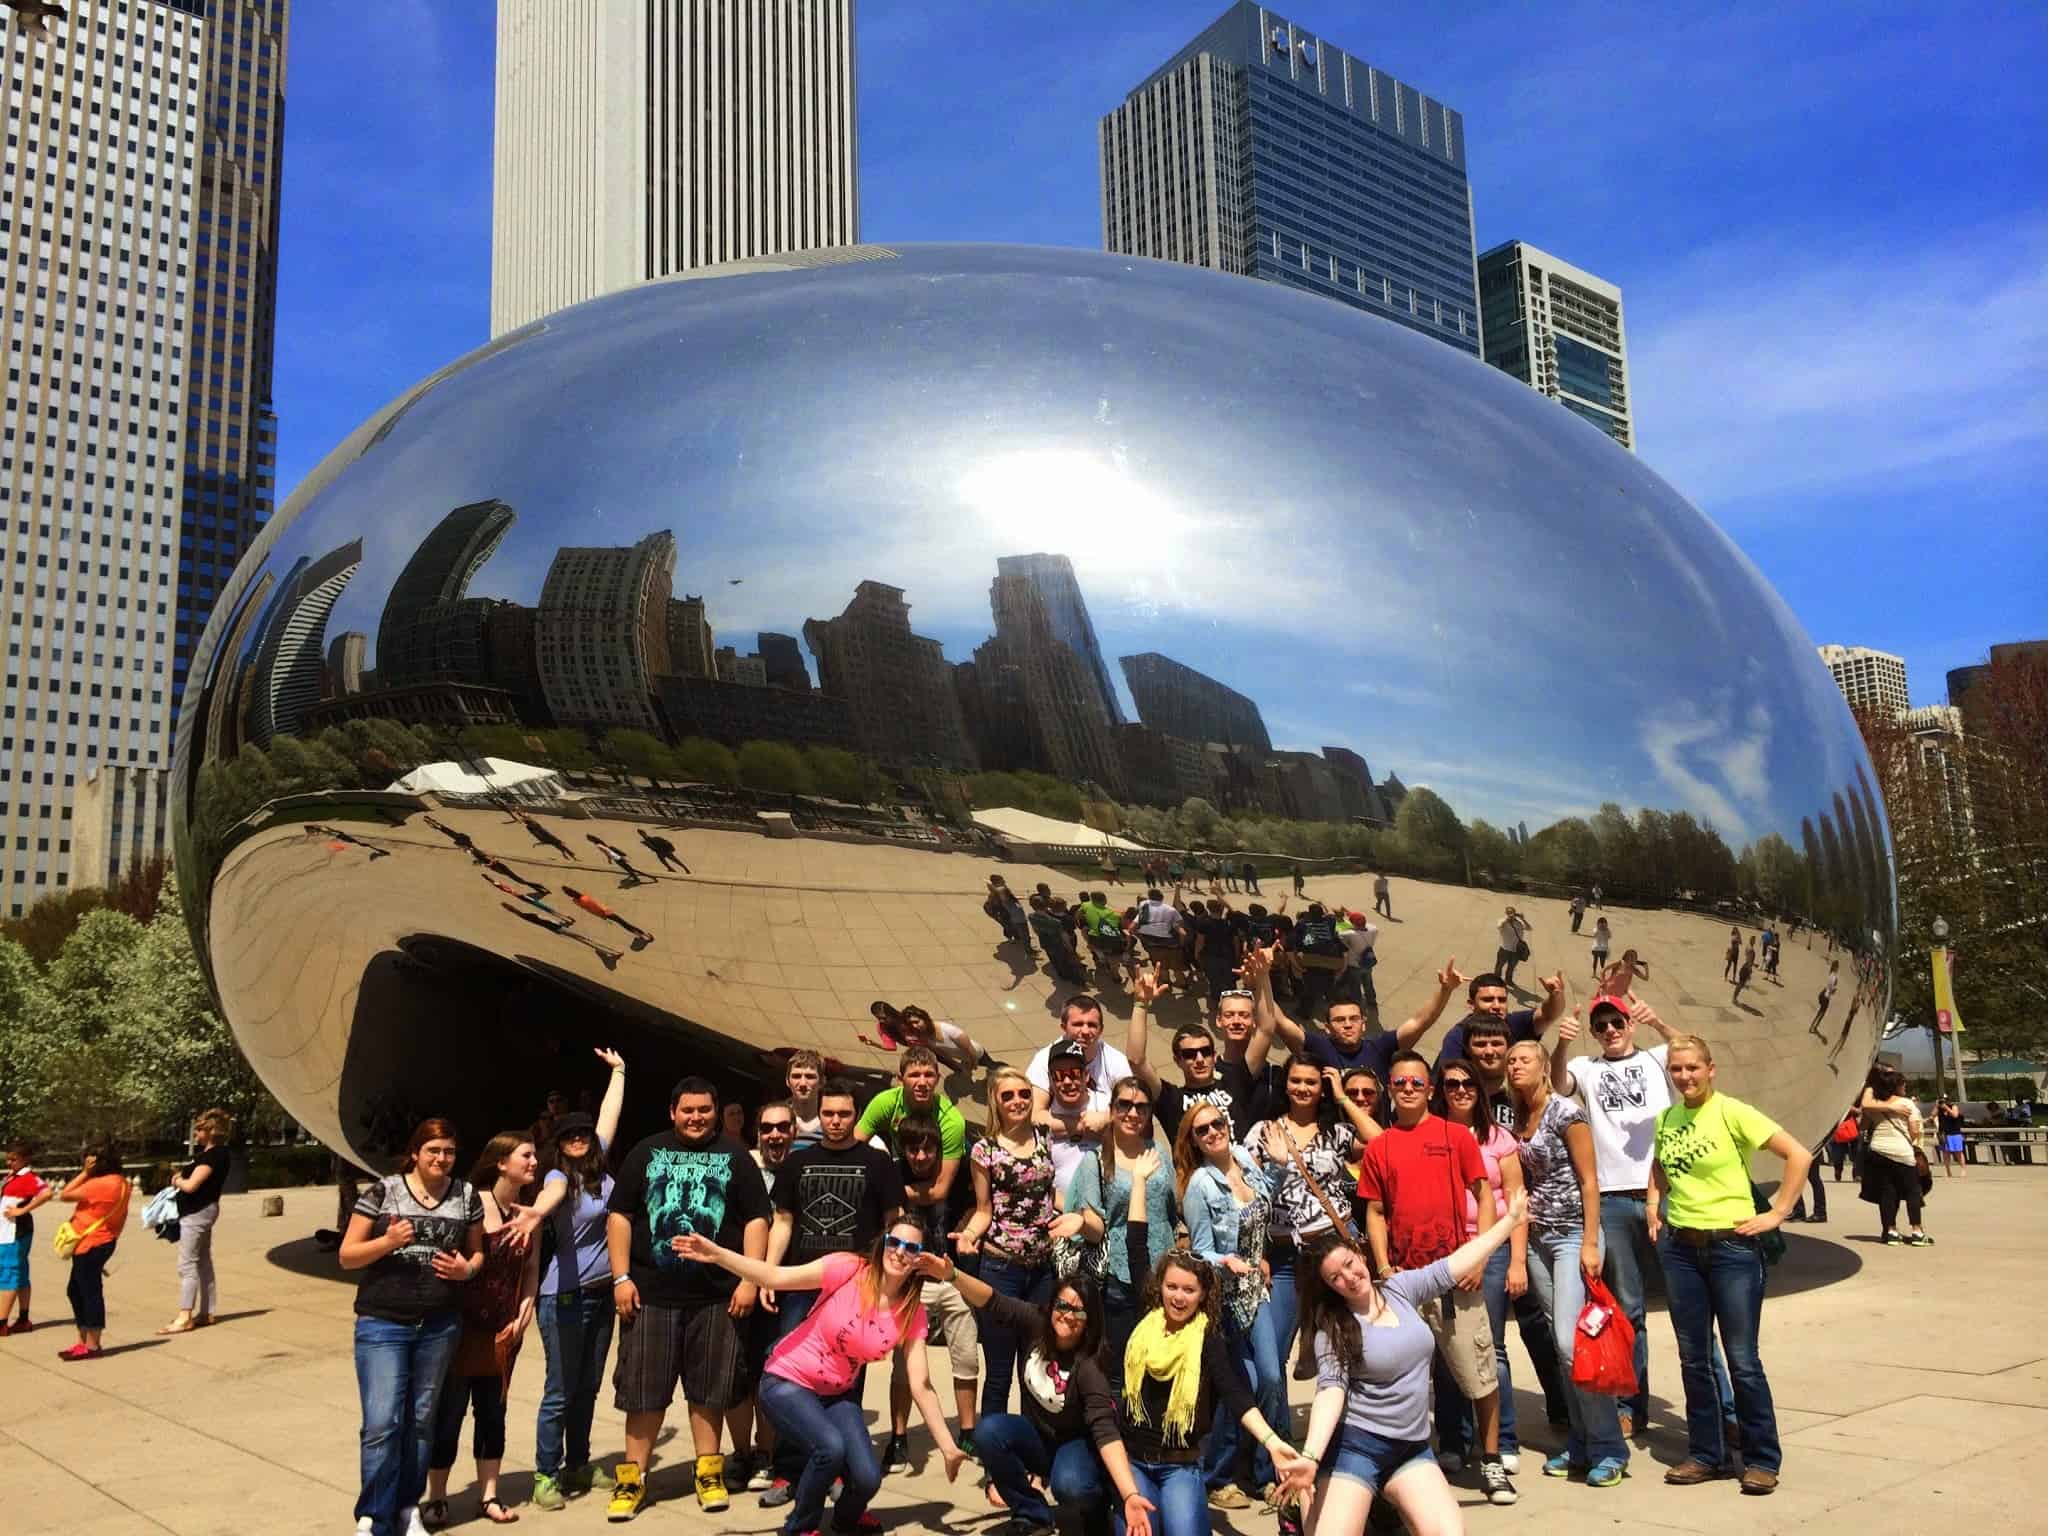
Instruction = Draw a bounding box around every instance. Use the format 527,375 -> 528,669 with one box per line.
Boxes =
1183,1146 -> 1272,1264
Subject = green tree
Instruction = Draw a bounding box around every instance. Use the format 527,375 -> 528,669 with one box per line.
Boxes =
1179,797 -> 1222,842
1394,787 -> 1466,878
737,740 -> 814,794
1465,820 -> 1521,883
603,728 -> 679,786
805,745 -> 884,805
0,936 -> 54,1140
672,736 -> 740,787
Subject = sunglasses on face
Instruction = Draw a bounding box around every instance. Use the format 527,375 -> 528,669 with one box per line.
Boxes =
758,1122 -> 793,1135
882,1235 -> 925,1258
1194,1119 -> 1228,1136
1177,1045 -> 1216,1060
1347,1088 -> 1377,1103
1114,1101 -> 1152,1116
1442,1080 -> 1477,1093
996,1088 -> 1033,1102
1389,1077 -> 1429,1089
1592,1018 -> 1628,1034
1051,1299 -> 1087,1316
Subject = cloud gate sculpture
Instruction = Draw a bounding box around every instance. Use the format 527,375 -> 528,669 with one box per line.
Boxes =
170,244 -> 1892,1170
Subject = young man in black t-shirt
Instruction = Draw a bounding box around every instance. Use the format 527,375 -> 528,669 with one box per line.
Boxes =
1125,965 -> 1275,1139
606,1076 -> 772,1518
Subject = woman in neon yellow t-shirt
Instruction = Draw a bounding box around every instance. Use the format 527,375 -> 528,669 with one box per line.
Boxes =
1648,1035 -> 1811,1499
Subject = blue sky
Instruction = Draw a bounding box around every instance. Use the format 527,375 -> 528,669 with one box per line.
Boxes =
277,0 -> 2044,709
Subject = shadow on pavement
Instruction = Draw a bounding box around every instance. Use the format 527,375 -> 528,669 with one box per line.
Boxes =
265,1234 -> 352,1283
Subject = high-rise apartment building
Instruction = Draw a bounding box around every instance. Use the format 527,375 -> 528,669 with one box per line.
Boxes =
375,500 -> 516,691
535,533 -> 676,731
1477,240 -> 1633,449
994,553 -> 1123,725
804,581 -> 974,771
1100,2 -> 1480,356
976,574 -> 1125,796
756,631 -> 810,692
666,595 -> 715,679
175,0 -> 287,712
1120,652 -> 1271,752
1818,645 -> 1909,717
1948,640 -> 2048,740
247,539 -> 362,746
1,1 -> 286,911
491,0 -> 858,337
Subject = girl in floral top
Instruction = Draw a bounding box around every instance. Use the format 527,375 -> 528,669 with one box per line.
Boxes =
1506,1036 -> 1626,1487
960,1065 -> 1066,1416
1244,1054 -> 1357,1492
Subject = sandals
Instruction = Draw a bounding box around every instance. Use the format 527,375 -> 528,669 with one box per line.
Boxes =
155,1319 -> 197,1335
481,1498 -> 519,1524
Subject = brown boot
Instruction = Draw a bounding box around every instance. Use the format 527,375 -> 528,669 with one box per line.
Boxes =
1663,1459 -> 1730,1485
1740,1467 -> 1779,1496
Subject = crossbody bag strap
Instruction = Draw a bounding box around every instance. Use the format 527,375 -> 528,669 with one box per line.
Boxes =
1280,1123 -> 1352,1237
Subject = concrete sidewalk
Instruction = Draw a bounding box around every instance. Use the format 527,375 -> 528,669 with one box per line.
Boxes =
2,1167 -> 2040,1535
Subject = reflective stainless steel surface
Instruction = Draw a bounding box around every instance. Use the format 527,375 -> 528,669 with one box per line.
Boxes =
170,244 -> 1892,1168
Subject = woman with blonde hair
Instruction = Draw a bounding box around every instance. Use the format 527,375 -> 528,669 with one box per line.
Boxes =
1173,1092 -> 1276,1510
958,1063 -> 1063,1415
677,1214 -> 967,1536
1649,1035 -> 1811,1496
158,1107 -> 234,1335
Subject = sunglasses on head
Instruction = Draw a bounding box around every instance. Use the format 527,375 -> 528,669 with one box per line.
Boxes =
882,1235 -> 925,1258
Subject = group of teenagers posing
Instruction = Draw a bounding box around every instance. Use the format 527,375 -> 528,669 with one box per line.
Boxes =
341,938 -> 1814,1536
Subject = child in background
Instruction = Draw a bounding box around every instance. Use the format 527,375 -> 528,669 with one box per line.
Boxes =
1,1139 -> 55,1333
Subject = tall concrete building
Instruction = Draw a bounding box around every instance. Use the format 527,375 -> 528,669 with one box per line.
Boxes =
1477,241 -> 1633,450
491,0 -> 859,337
666,595 -> 716,679
325,632 -> 367,698
975,574 -> 1125,795
804,581 -> 974,771
1818,645 -> 1909,717
994,553 -> 1123,725
248,540 -> 364,747
1120,652 -> 1271,753
1100,1 -> 1480,356
536,533 -> 676,731
1,1 -> 286,911
375,500 -> 516,691
175,0 -> 289,713
757,631 -> 810,692
1948,640 -> 2048,739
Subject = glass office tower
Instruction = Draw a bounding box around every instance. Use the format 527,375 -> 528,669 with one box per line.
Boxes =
1100,2 -> 1481,356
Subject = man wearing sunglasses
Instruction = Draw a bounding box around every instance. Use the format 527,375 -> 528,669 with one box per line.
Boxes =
1124,965 -> 1276,1140
1551,992 -> 1687,1443
1027,995 -> 1134,1121
1358,1051 -> 1516,1505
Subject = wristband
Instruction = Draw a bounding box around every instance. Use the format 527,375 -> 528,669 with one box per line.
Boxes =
611,1274 -> 633,1287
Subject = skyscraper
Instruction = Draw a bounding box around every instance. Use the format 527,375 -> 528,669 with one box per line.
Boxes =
994,553 -> 1124,725
973,574 -> 1126,796
1818,645 -> 1909,716
1100,2 -> 1480,356
374,500 -> 516,690
248,540 -> 364,746
491,0 -> 859,337
667,595 -> 716,679
757,631 -> 811,692
1,1 -> 287,911
1119,653 -> 1271,753
175,0 -> 289,714
1477,241 -> 1633,450
536,533 -> 677,731
804,582 -> 975,771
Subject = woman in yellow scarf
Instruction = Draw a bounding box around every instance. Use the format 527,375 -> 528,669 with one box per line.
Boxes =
1116,1148 -> 1313,1535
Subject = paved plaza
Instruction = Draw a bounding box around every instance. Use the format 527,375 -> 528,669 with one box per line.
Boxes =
4,1166 -> 2041,1536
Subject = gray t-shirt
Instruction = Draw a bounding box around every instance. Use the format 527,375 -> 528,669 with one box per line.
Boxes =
1313,1258 -> 1453,1442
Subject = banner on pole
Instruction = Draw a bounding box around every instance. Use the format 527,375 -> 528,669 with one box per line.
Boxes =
1931,945 -> 1964,1035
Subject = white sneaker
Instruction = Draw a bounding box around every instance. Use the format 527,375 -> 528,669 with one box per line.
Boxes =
1500,1452 -> 1520,1474
399,1508 -> 430,1536
355,1521 -> 375,1536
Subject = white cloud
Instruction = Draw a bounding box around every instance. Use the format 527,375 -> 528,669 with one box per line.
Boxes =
1630,219 -> 2048,513
1638,698 -> 1775,843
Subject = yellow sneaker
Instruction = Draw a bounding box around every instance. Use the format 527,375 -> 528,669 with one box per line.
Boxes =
605,1462 -> 645,1522
694,1453 -> 730,1513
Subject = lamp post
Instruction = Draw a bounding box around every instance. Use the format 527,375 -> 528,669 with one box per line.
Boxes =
1932,915 -> 1967,1109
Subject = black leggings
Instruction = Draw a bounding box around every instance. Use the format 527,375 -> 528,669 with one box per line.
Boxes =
431,1371 -> 508,1467
67,1243 -> 114,1330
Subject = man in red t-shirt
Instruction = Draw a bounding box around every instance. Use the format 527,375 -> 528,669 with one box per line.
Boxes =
1358,1050 -> 1515,1503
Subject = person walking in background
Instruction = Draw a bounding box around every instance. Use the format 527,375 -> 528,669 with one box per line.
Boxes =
341,1120 -> 485,1536
157,1109 -> 234,1336
1649,1035 -> 1811,1496
423,1134 -> 544,1528
1504,1038 -> 1627,1488
1722,929 -> 1742,984
1494,908 -> 1531,988
1373,871 -> 1392,919
958,1066 -> 1060,1418
1588,917 -> 1611,981
585,834 -> 653,885
55,1141 -> 130,1362
1731,945 -> 1757,1008
1935,1097 -> 1967,1178
1569,892 -> 1587,934
561,887 -> 653,947
527,1049 -> 628,1512
0,1138 -> 53,1334
1858,1065 -> 1932,1246
636,828 -> 689,873
1809,960 -> 1840,1034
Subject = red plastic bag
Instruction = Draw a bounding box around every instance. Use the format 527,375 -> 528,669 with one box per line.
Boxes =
1570,1275 -> 1638,1397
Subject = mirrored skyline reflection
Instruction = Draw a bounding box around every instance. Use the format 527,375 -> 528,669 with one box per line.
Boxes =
183,245 -> 1865,844
169,245 -> 1892,1164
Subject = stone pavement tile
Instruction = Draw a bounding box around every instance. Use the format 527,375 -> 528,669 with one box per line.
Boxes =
1781,1392 -> 2048,1466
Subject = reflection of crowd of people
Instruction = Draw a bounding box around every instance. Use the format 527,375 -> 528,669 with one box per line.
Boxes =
271,869 -> 1852,1536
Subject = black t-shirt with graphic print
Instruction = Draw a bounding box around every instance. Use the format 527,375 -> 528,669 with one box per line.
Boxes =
773,1141 -> 904,1261
351,1173 -> 486,1324
608,1130 -> 772,1308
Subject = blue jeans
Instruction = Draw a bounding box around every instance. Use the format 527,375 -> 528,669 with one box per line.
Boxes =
1602,1194 -> 1735,1426
1121,1459 -> 1206,1536
1524,1226 -> 1625,1467
768,1288 -> 819,1484
978,1254 -> 1052,1416
975,1412 -> 1109,1534
1202,1305 -> 1280,1493
536,1287 -> 615,1477
759,1372 -> 881,1535
1659,1233 -> 1781,1473
354,1311 -> 462,1534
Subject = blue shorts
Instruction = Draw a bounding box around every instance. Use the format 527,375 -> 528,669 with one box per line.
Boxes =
1325,1426 -> 1434,1493
1943,1134 -> 1965,1154
0,1240 -> 27,1291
